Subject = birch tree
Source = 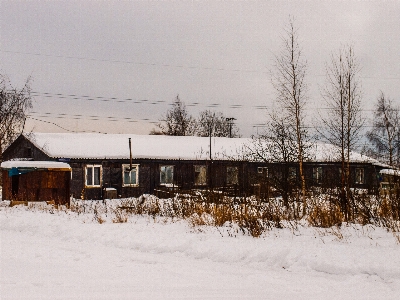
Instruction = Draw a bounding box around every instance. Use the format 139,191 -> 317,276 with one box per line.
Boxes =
271,19 -> 309,214
249,113 -> 298,206
320,46 -> 364,218
366,92 -> 400,167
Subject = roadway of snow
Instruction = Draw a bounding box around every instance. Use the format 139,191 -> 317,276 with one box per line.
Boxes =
1,203 -> 400,299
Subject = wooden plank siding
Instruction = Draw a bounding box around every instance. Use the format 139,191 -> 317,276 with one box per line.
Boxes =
1,134 -> 384,200
1,169 -> 71,205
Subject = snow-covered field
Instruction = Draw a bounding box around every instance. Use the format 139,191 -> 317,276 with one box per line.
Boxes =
1,199 -> 400,299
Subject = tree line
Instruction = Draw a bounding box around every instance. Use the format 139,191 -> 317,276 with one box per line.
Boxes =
153,95 -> 240,138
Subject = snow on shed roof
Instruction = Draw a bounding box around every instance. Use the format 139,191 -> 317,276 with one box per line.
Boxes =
379,169 -> 400,176
22,132 -> 383,165
1,160 -> 71,170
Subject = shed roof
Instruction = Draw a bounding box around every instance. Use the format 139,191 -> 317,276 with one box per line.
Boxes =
1,160 -> 71,170
379,169 -> 400,176
19,132 -> 384,165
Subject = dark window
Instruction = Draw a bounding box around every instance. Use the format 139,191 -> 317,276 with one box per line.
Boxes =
258,167 -> 268,176
289,167 -> 297,180
227,167 -> 239,185
123,164 -> 139,186
355,168 -> 364,184
160,165 -> 174,184
313,167 -> 323,184
194,165 -> 207,185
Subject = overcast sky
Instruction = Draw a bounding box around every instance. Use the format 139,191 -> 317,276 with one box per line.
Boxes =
1,0 -> 399,137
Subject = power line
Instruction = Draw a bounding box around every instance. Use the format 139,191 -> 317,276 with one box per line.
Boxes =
26,116 -> 108,134
3,49 -> 400,80
28,111 -> 158,124
30,91 -> 254,109
27,111 -> 380,129
30,91 -> 383,112
1,50 -> 265,74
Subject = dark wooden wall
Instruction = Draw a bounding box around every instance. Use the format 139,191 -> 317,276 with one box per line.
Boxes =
1,134 -> 383,200
2,169 -> 71,205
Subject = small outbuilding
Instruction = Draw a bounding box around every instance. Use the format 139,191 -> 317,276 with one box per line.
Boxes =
1,160 -> 71,206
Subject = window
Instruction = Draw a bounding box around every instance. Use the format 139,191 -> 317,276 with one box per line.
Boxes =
160,165 -> 174,185
85,165 -> 102,187
313,167 -> 323,184
194,165 -> 207,185
258,167 -> 268,175
355,168 -> 364,184
227,166 -> 239,185
122,164 -> 139,187
289,167 -> 297,180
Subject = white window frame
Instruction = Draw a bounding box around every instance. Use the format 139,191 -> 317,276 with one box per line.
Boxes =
160,165 -> 174,185
227,166 -> 239,185
85,165 -> 102,188
313,167 -> 323,184
355,168 -> 364,184
194,165 -> 207,186
122,164 -> 139,187
258,167 -> 268,176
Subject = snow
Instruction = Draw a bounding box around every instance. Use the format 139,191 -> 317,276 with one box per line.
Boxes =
1,200 -> 400,299
380,169 -> 400,176
24,132 -> 247,160
1,160 -> 71,170
21,133 -> 385,165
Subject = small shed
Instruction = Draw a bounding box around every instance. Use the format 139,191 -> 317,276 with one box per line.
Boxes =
1,160 -> 71,206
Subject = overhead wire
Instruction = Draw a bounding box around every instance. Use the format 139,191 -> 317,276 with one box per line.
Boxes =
31,90 -> 383,112
3,49 -> 400,80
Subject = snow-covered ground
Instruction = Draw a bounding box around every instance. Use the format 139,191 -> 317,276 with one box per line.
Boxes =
1,200 -> 400,300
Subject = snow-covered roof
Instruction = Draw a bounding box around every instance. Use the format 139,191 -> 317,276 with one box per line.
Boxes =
24,133 -> 248,160
307,143 -> 385,166
20,132 -> 383,165
379,169 -> 400,176
1,160 -> 71,170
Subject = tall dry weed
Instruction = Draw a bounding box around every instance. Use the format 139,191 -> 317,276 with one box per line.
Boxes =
308,202 -> 343,228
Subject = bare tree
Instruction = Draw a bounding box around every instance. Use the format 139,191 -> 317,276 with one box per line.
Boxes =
366,92 -> 400,167
271,19 -> 309,214
0,75 -> 32,162
248,113 -> 298,206
158,95 -> 195,136
319,45 -> 364,218
195,110 -> 239,138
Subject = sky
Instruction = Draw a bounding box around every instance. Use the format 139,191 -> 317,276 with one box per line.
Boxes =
1,0 -> 400,137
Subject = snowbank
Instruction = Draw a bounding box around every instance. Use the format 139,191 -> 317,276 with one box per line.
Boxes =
1,201 -> 400,299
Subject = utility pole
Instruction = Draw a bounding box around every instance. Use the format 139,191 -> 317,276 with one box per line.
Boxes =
209,121 -> 213,191
226,117 -> 236,138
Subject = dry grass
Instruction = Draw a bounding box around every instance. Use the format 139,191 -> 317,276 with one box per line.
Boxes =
112,208 -> 128,223
308,202 -> 344,228
10,188 -> 400,238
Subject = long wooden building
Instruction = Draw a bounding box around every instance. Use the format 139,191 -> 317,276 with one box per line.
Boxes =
1,133 -> 390,200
